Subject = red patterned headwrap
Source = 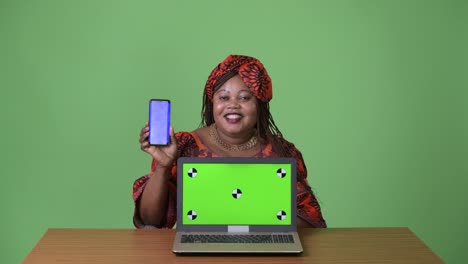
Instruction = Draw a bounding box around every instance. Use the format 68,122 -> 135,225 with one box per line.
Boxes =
205,55 -> 273,103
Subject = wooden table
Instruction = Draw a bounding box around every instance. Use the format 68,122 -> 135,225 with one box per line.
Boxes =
23,228 -> 443,263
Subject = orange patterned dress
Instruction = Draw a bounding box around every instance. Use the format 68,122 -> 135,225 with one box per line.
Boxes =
132,131 -> 326,228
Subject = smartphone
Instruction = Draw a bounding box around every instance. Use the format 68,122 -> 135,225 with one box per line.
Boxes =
148,99 -> 171,145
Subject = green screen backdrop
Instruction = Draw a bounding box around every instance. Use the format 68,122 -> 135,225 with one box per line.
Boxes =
1,0 -> 467,263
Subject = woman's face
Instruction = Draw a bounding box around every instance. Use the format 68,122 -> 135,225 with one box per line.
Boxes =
212,75 -> 258,138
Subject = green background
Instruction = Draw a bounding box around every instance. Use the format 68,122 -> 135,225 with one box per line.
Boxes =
1,0 -> 466,263
182,163 -> 291,225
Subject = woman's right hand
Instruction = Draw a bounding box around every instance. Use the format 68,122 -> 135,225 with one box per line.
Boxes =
139,122 -> 178,169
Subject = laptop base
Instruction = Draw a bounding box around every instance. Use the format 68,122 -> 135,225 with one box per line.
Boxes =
172,231 -> 303,254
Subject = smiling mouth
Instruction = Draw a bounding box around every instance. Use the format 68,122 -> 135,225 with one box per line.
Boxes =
224,113 -> 243,122
225,113 -> 243,118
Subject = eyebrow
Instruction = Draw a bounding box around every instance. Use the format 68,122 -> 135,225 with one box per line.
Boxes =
215,89 -> 252,94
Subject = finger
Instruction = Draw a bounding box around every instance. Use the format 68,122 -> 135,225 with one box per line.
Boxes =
139,131 -> 150,143
140,126 -> 149,138
140,139 -> 151,148
169,127 -> 177,145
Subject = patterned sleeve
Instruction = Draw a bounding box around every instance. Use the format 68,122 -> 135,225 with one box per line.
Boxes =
291,146 -> 327,227
132,132 -> 195,229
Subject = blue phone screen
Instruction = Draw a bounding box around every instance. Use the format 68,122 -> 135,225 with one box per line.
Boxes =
149,100 -> 170,145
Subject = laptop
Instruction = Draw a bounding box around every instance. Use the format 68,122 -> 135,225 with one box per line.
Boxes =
172,157 -> 303,254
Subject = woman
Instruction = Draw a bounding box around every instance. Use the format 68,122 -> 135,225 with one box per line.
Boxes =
133,55 -> 326,228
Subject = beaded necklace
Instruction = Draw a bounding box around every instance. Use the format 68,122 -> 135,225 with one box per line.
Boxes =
209,123 -> 258,152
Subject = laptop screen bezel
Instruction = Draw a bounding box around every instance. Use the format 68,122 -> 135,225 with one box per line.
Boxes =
176,157 -> 297,232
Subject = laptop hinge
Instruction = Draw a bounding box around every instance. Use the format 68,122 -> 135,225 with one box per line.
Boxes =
228,225 -> 249,233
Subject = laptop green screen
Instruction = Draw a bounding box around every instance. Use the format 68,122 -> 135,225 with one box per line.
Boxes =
182,162 -> 292,225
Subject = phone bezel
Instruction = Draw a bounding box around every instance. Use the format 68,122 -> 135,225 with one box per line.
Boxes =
148,99 -> 171,146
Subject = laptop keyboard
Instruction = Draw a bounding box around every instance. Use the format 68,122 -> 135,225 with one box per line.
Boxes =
181,234 -> 294,244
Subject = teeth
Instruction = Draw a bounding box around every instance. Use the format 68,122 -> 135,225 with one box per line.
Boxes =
226,114 -> 241,119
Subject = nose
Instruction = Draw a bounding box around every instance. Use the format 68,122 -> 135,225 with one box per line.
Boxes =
227,98 -> 240,108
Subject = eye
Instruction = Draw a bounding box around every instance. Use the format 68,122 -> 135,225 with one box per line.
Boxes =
218,95 -> 229,101
239,95 -> 252,101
